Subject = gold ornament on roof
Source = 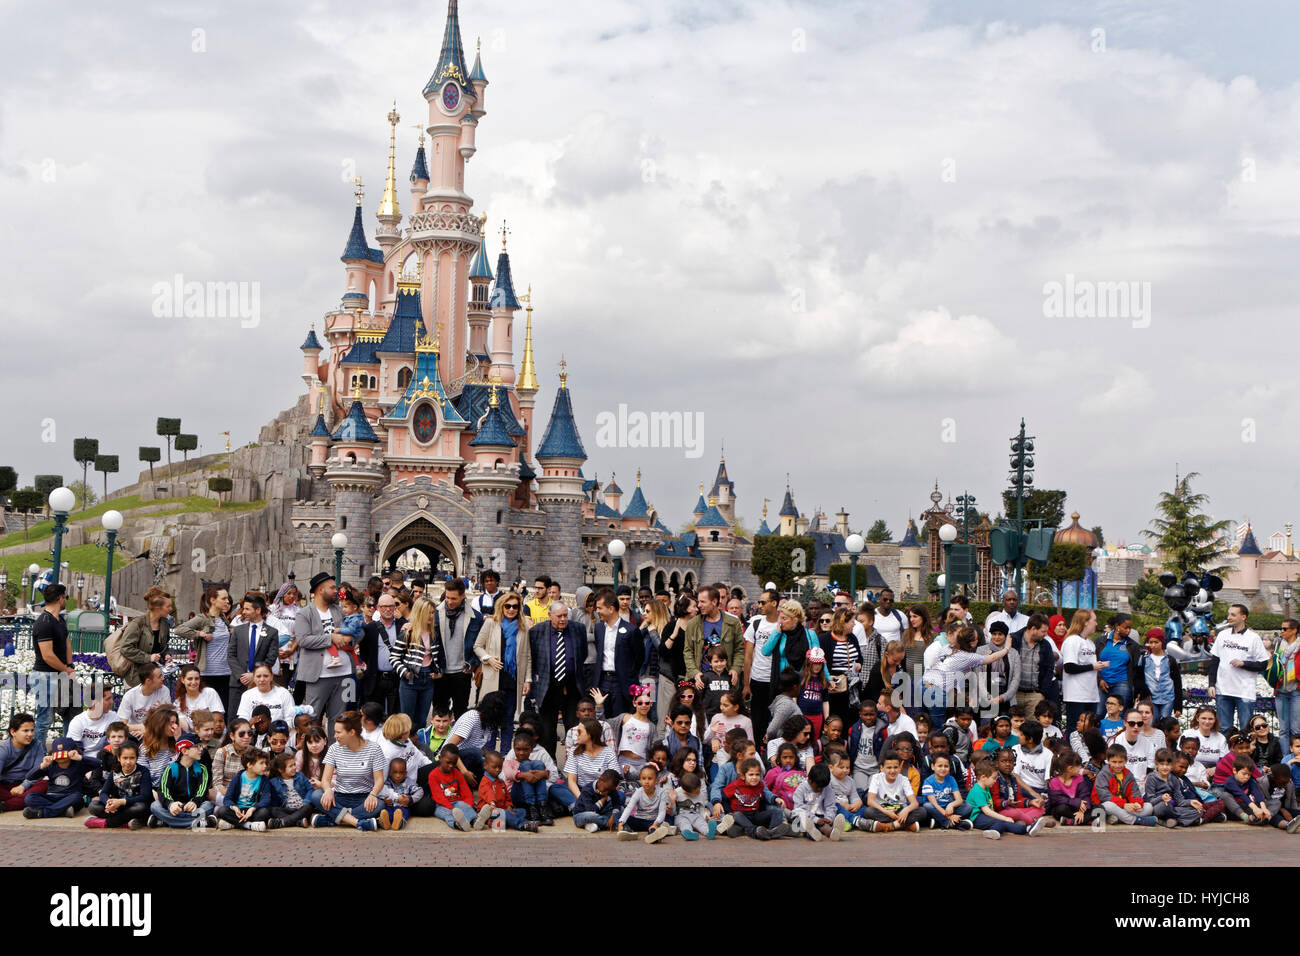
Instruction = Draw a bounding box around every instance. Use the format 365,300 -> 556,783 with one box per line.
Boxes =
379,102 -> 401,219
352,177 -> 364,206
557,355 -> 568,389
488,374 -> 502,408
415,322 -> 441,353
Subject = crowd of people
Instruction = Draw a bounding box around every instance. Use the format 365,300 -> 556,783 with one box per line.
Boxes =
2,571 -> 1298,842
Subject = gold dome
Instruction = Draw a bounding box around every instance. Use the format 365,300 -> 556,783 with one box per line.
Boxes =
1055,512 -> 1098,548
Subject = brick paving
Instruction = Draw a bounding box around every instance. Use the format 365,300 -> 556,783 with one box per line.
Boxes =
1,815 -> 1292,866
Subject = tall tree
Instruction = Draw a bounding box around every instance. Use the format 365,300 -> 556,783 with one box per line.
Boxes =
68,480 -> 98,511
0,466 -> 16,509
1029,542 -> 1089,614
1090,526 -> 1105,548
865,519 -> 892,543
94,455 -> 119,502
1001,488 -> 1067,530
139,446 -> 161,481
10,487 -> 42,537
157,418 -> 182,469
34,475 -> 62,517
1145,471 -> 1231,574
73,438 -> 99,502
175,433 -> 198,462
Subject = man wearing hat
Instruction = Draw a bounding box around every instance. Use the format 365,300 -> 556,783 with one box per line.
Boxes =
292,572 -> 350,725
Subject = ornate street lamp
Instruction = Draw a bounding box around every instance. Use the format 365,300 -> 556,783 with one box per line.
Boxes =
48,486 -> 76,585
845,533 -> 865,599
939,523 -> 958,609
99,510 -> 125,618
331,532 -> 348,584
608,539 -> 626,589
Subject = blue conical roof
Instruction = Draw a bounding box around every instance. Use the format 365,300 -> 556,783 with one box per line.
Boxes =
756,519 -> 772,536
536,382 -> 587,461
489,250 -> 520,309
423,0 -> 477,100
470,44 -> 488,84
518,449 -> 535,481
605,477 -> 623,496
309,414 -> 331,438
693,493 -> 708,515
622,486 -> 649,519
1238,527 -> 1262,556
341,205 -> 371,261
709,458 -> 734,498
300,328 -> 322,351
900,520 -> 920,548
331,400 -> 379,443
779,487 -> 798,517
696,504 -> 729,529
409,143 -> 430,184
376,284 -> 426,354
470,395 -> 517,448
469,240 -> 494,280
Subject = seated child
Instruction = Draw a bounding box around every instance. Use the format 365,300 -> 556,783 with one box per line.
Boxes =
1091,744 -> 1156,826
1264,762 -> 1300,833
1034,701 -> 1063,744
268,751 -> 314,830
827,750 -> 864,828
475,749 -> 537,832
217,747 -> 272,831
1211,733 -> 1264,820
991,747 -> 1045,826
1047,751 -> 1091,825
427,743 -> 476,831
1069,711 -> 1099,762
1099,694 -> 1124,738
574,769 -> 626,832
673,771 -> 719,840
417,707 -> 453,753
85,723 -> 129,817
967,758 -> 1045,839
503,729 -> 558,825
790,763 -> 843,841
617,763 -> 677,844
1010,721 -> 1052,809
978,716 -> 1018,755
764,743 -> 807,810
861,751 -> 926,832
1144,748 -> 1202,828
921,752 -> 971,830
1221,755 -> 1277,826
151,734 -> 214,829
22,737 -> 100,819
721,757 -> 788,840
380,756 -> 425,831
1170,751 -> 1225,823
86,740 -> 151,830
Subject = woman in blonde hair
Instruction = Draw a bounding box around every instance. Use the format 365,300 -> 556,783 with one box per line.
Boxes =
639,597 -> 674,720
394,596 -> 441,729
760,599 -> 820,676
472,591 -> 530,749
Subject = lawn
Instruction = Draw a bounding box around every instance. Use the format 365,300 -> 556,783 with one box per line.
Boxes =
1,542 -> 134,580
0,495 -> 265,549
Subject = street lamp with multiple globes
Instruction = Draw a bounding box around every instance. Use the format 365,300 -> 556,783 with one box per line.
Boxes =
26,563 -> 40,609
99,510 -> 125,618
331,532 -> 348,584
844,533 -> 865,599
608,539 -> 626,589
47,486 -> 76,586
939,523 -> 958,609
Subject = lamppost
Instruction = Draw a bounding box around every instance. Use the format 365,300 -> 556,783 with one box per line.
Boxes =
75,573 -> 85,606
26,563 -> 40,609
608,538 -> 626,589
47,486 -> 76,586
939,523 -> 958,609
936,574 -> 947,604
99,510 -> 125,619
331,532 -> 348,584
1283,581 -> 1293,619
1007,420 -> 1036,595
845,533 -> 865,599
0,566 -> 7,615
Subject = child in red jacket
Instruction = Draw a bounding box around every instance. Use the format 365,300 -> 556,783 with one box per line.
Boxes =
428,744 -> 476,831
1091,745 -> 1156,826
475,749 -> 538,832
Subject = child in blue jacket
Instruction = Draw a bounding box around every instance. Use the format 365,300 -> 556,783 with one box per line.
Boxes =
573,769 -> 626,831
217,748 -> 273,831
269,752 -> 314,829
22,737 -> 99,818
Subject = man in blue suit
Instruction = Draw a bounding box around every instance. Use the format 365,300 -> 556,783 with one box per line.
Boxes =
592,589 -> 644,718
528,601 -> 589,757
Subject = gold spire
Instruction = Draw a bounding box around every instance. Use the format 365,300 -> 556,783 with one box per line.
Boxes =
708,495 -> 717,507
557,355 -> 567,389
352,177 -> 364,206
488,374 -> 501,407
316,383 -> 326,412
518,282 -> 539,392
500,219 -> 510,250
352,380 -> 362,399
636,468 -> 641,487
378,103 -> 401,219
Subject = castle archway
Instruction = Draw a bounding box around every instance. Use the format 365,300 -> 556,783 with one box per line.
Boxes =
378,513 -> 461,577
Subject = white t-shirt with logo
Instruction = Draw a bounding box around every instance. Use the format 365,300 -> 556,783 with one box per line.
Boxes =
867,771 -> 914,809
66,710 -> 116,757
745,615 -> 779,683
1108,730 -> 1157,784
1012,743 -> 1053,792
1061,635 -> 1099,703
117,685 -> 173,726
1210,628 -> 1267,700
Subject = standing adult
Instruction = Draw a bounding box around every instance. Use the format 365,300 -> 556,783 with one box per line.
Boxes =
121,587 -> 175,690
592,589 -> 644,717
473,591 -> 530,750
431,578 -> 483,716
683,587 -> 743,689
1011,612 -> 1058,715
984,590 -> 1029,637
977,622 -> 1020,717
31,583 -> 75,744
394,597 -> 438,730
174,587 -> 228,710
527,602 -> 589,757
1134,627 -> 1182,722
228,593 -> 278,706
1272,618 -> 1300,740
1093,613 -> 1141,711
900,605 -> 932,711
872,589 -> 908,645
1060,609 -> 1103,730
471,569 -> 503,617
761,601 -> 818,677
743,589 -> 782,738
292,572 -> 350,727
361,591 -> 404,715
311,710 -> 385,830
824,607 -> 863,727
920,626 -> 1008,727
1209,603 -> 1269,732
268,582 -> 302,693
523,576 -> 551,630
658,594 -> 695,717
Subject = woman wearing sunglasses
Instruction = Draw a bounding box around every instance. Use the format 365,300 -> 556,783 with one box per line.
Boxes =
1246,715 -> 1282,768
211,718 -> 254,807
473,591 -> 530,751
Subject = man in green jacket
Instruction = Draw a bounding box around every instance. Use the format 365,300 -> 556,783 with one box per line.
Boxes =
683,587 -> 743,688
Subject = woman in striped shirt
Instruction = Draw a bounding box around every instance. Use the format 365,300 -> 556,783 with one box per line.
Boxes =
311,710 -> 385,831
825,608 -> 863,727
394,598 -> 440,731
565,719 -> 620,799
140,707 -> 179,789
442,692 -> 508,787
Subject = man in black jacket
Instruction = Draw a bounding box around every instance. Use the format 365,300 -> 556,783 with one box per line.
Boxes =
361,592 -> 405,714
1012,612 -> 1059,713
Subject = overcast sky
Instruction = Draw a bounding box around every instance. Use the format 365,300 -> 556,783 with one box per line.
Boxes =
3,0 -> 1297,547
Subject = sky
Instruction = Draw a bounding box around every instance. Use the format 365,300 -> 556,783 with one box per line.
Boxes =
2,0 -> 1298,547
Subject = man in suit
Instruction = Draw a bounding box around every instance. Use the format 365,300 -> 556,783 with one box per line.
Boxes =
431,578 -> 483,716
592,588 -> 644,717
527,601 -> 589,757
361,591 -> 405,715
293,572 -> 350,725
228,592 -> 279,706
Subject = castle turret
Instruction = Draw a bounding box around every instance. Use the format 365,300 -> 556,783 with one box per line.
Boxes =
325,384 -> 386,581
535,364 -> 587,591
778,482 -> 798,536
604,474 -> 623,512
835,507 -> 850,537
469,37 -> 488,116
693,484 -> 708,520
467,215 -> 493,360
621,470 -> 650,531
408,132 -> 429,212
898,518 -> 922,598
300,326 -> 322,391
488,224 -> 520,384
340,194 -> 373,311
464,379 -> 520,577
308,384 -> 332,480
695,499 -> 733,583
375,104 -> 403,257
1238,523 -> 1262,595
709,454 -> 736,525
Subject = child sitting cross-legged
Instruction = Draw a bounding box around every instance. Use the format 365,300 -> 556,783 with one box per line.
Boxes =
966,758 -> 1046,839
268,751 -> 314,830
790,762 -> 845,841
474,749 -> 538,832
1170,751 -> 1225,824
616,762 -> 677,844
87,741 -> 152,830
1144,748 -> 1203,829
1091,744 -> 1156,827
379,756 -> 424,831
673,771 -> 719,840
920,752 -> 971,831
216,747 -> 272,831
573,769 -> 625,833
861,750 -> 926,832
1046,751 -> 1091,826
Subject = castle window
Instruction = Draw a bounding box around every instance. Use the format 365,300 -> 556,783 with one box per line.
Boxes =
397,367 -> 412,389
369,376 -> 377,389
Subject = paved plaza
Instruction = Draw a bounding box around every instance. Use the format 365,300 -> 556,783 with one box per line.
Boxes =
2,815 -> 1292,867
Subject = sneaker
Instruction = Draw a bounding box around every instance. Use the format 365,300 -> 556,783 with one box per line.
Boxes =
538,804 -> 555,826
1133,816 -> 1157,828
300,816 -> 311,828
715,813 -> 734,836
191,815 -> 207,830
311,814 -> 332,828
927,817 -> 937,829
907,821 -> 921,833
807,820 -> 824,841
753,826 -> 773,840
681,829 -> 700,841
207,815 -> 219,829
854,817 -> 873,832
829,814 -> 845,841
21,807 -> 39,819
473,805 -> 493,830
85,817 -> 107,829
267,818 -> 284,830
617,829 -> 639,841
584,822 -> 599,833
768,822 -> 794,839
188,818 -> 203,831
706,820 -> 718,839
1213,812 -> 1228,823
1287,816 -> 1300,834
518,820 -> 539,832
64,806 -> 78,818
451,807 -> 471,832
1162,818 -> 1178,829
246,821 -> 267,832
1106,814 -> 1119,826
147,815 -> 160,829
870,820 -> 888,833
355,818 -> 377,832
217,819 -> 234,830
957,819 -> 974,831
324,654 -> 342,668
378,809 -> 391,831
645,824 -> 676,844
1027,817 -> 1046,836
983,829 -> 1002,840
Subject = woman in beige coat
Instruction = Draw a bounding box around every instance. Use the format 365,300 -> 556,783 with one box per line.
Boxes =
472,590 -> 530,748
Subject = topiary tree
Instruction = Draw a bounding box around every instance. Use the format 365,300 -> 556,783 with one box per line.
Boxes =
10,487 -> 42,536
73,438 -> 99,501
0,466 -> 16,509
1028,541 -> 1089,615
139,446 -> 161,481
93,455 -> 119,502
208,475 -> 233,508
865,519 -> 892,543
156,417 -> 182,469
34,475 -> 62,517
175,433 -> 198,463
750,535 -> 815,591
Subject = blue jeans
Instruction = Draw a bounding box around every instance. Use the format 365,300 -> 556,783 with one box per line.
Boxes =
974,813 -> 1026,835
28,671 -> 69,745
549,782 -> 576,812
310,789 -> 378,825
510,762 -> 548,805
399,668 -> 435,731
574,808 -> 614,828
925,802 -> 970,829
457,745 -> 485,781
434,800 -> 474,828
1216,695 -> 1255,733
1096,681 -> 1130,713
1150,700 -> 1175,722
1274,689 -> 1300,740
151,799 -> 214,828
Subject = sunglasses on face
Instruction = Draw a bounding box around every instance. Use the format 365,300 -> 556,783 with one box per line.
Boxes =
504,603 -> 520,609
1125,720 -> 1141,726
235,731 -> 251,738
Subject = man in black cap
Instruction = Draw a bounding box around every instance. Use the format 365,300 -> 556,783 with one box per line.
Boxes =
292,572 -> 350,724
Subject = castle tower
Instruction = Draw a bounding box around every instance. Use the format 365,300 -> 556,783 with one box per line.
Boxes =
325,386 -> 387,581
340,187 -> 374,312
535,363 -> 587,591
898,519 -> 922,598
778,482 -> 798,536
695,498 -> 733,584
464,378 -> 520,577
467,216 -> 493,361
307,384 -> 332,480
408,131 -> 430,212
488,223 -> 520,385
604,474 -> 623,512
1238,523 -> 1262,595
835,507 -> 850,537
375,104 -> 403,259
300,326 -> 322,391
621,469 -> 651,531
709,453 -> 736,525
693,484 -> 708,522
756,501 -> 772,536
